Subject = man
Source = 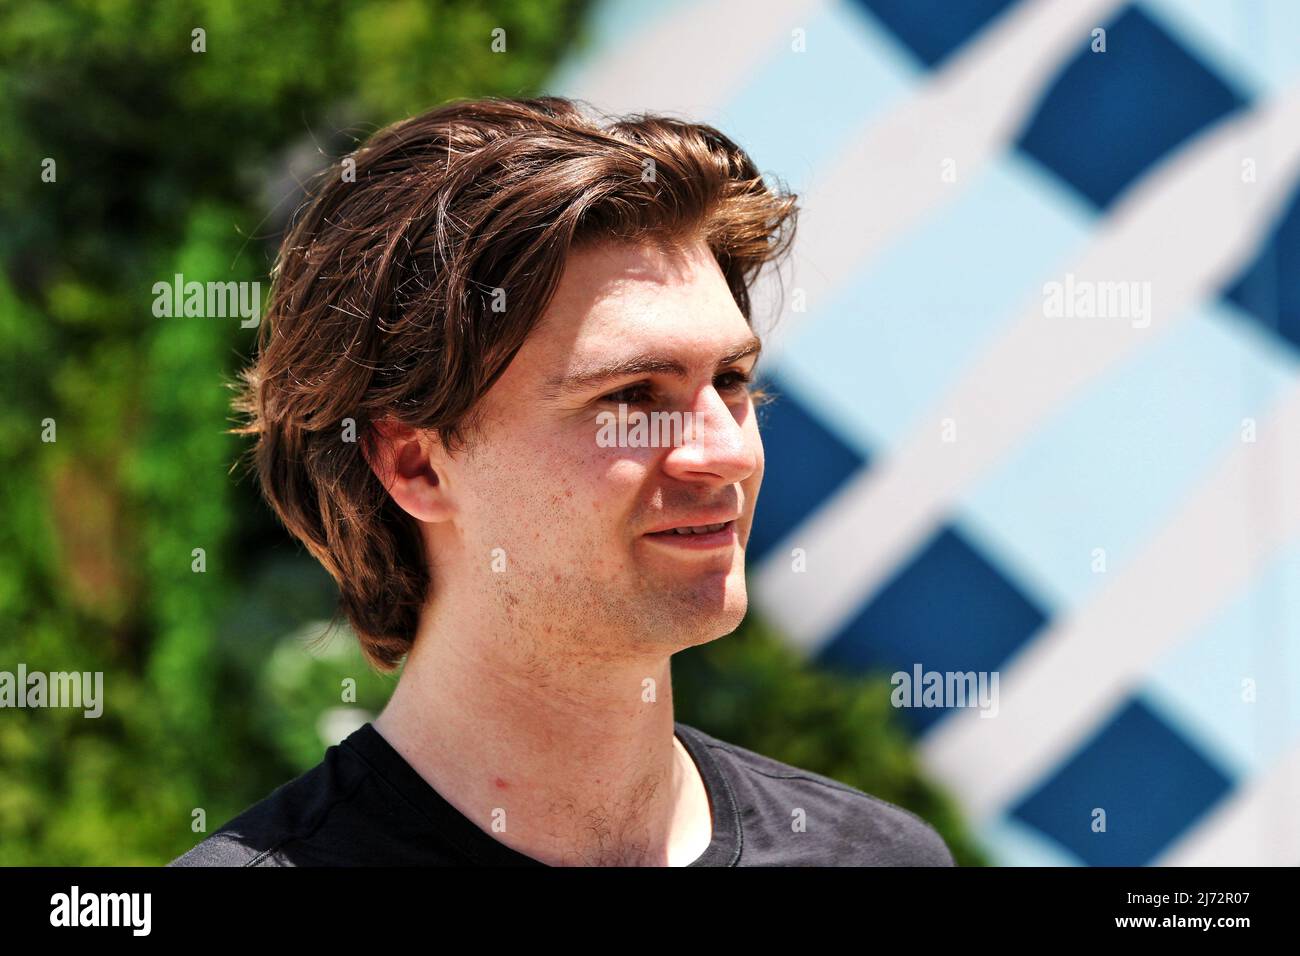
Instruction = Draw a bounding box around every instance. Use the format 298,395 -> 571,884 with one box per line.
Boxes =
170,95 -> 955,867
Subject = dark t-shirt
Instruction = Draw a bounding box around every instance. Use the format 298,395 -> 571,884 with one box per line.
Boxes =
168,721 -> 955,866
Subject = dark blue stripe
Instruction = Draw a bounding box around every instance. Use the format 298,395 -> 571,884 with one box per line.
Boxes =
1223,181 -> 1300,355
748,373 -> 866,565
847,0 -> 1022,69
1010,698 -> 1234,865
1016,6 -> 1248,211
817,525 -> 1048,736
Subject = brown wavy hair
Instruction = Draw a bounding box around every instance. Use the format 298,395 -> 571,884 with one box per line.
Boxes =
233,95 -> 799,671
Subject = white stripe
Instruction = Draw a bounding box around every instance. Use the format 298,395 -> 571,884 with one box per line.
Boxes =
919,378 -> 1300,821
754,82 -> 1300,654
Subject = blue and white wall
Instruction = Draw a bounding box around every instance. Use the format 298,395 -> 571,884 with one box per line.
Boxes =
553,0 -> 1300,866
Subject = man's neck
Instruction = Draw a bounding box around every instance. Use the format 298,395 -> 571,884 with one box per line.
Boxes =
371,610 -> 714,866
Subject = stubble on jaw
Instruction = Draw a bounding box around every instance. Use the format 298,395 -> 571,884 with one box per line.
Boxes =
484,542 -> 739,662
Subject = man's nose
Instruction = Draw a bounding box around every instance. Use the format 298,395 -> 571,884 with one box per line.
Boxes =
659,385 -> 758,486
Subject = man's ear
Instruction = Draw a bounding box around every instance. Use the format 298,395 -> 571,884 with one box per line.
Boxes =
365,419 -> 452,524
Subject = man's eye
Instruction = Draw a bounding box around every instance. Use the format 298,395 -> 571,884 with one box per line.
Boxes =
716,370 -> 753,393
602,384 -> 653,405
601,372 -> 752,405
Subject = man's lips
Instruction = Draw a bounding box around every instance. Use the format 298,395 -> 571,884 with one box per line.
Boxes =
642,518 -> 740,550
642,513 -> 741,536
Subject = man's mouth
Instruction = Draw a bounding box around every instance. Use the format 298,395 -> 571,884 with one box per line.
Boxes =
644,519 -> 738,549
653,521 -> 730,536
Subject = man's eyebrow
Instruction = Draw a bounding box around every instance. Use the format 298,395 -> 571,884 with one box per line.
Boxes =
543,335 -> 762,398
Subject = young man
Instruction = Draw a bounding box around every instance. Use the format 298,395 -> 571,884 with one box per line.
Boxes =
170,96 -> 955,867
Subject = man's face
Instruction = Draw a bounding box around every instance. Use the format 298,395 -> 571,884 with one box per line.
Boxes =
435,237 -> 764,655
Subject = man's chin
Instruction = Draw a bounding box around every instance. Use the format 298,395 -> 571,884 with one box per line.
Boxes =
661,570 -> 748,646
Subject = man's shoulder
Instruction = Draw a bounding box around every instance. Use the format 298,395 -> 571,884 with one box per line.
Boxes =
168,828 -> 282,867
167,735 -> 372,867
167,766 -> 326,867
678,722 -> 957,866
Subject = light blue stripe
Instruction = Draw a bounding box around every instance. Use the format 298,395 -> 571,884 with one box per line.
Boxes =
586,0 -> 693,43
976,814 -> 1084,866
710,0 -> 919,193
960,299 -> 1299,612
1141,0 -> 1300,98
1141,537 -> 1300,779
765,359 -> 876,461
774,149 -> 1093,458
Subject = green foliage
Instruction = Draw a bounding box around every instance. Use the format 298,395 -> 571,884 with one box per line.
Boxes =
0,0 -> 588,866
0,0 -> 983,867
